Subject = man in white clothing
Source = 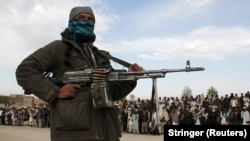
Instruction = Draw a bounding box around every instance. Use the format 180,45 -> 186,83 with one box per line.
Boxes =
241,106 -> 250,125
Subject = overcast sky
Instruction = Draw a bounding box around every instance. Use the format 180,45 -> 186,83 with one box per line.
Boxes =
0,0 -> 250,99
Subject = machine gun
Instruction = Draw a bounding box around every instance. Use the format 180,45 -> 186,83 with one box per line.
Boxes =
51,60 -> 204,84
49,60 -> 205,122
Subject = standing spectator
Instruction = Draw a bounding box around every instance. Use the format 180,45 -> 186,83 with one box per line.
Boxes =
202,98 -> 210,112
183,98 -> 191,110
158,97 -> 162,104
196,95 -> 203,109
120,108 -> 128,132
241,106 -> 250,125
140,107 -> 149,134
239,93 -> 244,108
1,108 -> 5,125
200,109 -> 209,125
243,94 -> 250,108
138,108 -> 143,134
222,94 -> 230,110
136,98 -> 141,109
152,109 -> 162,134
33,108 -> 40,127
228,107 -> 241,125
230,96 -> 238,108
126,101 -> 136,113
140,100 -> 147,111
5,102 -> 10,108
4,109 -> 8,125
7,109 -> 12,125
169,107 -> 179,125
212,95 -> 220,109
116,108 -> 123,133
192,108 -> 202,125
13,109 -> 18,126
132,109 -> 139,134
40,108 -> 47,128
207,106 -> 220,125
190,98 -> 197,112
127,113 -> 133,133
162,97 -> 167,105
160,107 -> 170,134
182,107 -> 194,125
46,108 -> 50,127
220,107 -> 228,125
17,109 -> 24,126
178,108 -> 185,125
28,109 -> 34,126
37,108 -> 43,128
0,108 -> 2,125
174,98 -> 182,109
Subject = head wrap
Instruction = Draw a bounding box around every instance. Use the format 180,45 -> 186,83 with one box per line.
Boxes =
66,6 -> 96,43
69,6 -> 95,22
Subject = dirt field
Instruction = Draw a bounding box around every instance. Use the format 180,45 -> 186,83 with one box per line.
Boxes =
0,125 -> 163,141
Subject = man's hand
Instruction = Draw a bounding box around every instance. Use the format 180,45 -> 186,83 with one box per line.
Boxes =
128,63 -> 144,84
128,63 -> 144,72
57,84 -> 81,99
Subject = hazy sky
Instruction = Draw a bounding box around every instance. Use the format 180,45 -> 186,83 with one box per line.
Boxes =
0,0 -> 250,99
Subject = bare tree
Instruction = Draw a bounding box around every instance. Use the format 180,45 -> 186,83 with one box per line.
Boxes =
182,86 -> 193,99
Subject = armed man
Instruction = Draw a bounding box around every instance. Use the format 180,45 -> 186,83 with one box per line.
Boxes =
15,5 -> 205,141
16,6 -> 144,141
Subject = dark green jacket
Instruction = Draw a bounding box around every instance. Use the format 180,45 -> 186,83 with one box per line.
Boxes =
16,38 -> 136,141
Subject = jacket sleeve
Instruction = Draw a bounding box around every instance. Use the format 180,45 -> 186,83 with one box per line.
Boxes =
15,40 -> 64,103
109,81 -> 137,101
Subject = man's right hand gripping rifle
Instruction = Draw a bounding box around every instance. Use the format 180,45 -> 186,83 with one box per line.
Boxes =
56,64 -> 144,99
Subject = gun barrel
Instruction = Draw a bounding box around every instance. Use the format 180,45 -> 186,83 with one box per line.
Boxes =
108,67 -> 205,80
117,67 -> 205,75
53,66 -> 205,83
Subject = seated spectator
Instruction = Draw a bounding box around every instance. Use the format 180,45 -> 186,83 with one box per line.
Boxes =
148,118 -> 160,135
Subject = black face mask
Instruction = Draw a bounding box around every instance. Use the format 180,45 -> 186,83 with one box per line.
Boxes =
74,33 -> 96,43
61,29 -> 96,44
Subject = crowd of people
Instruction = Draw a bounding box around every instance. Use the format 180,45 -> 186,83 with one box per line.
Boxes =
116,91 -> 250,135
1,91 -> 250,136
0,103 -> 50,128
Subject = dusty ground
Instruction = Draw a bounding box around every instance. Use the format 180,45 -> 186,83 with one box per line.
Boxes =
0,125 -> 163,141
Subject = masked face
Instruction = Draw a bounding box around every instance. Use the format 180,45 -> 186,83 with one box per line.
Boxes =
67,20 -> 96,43
68,19 -> 95,36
